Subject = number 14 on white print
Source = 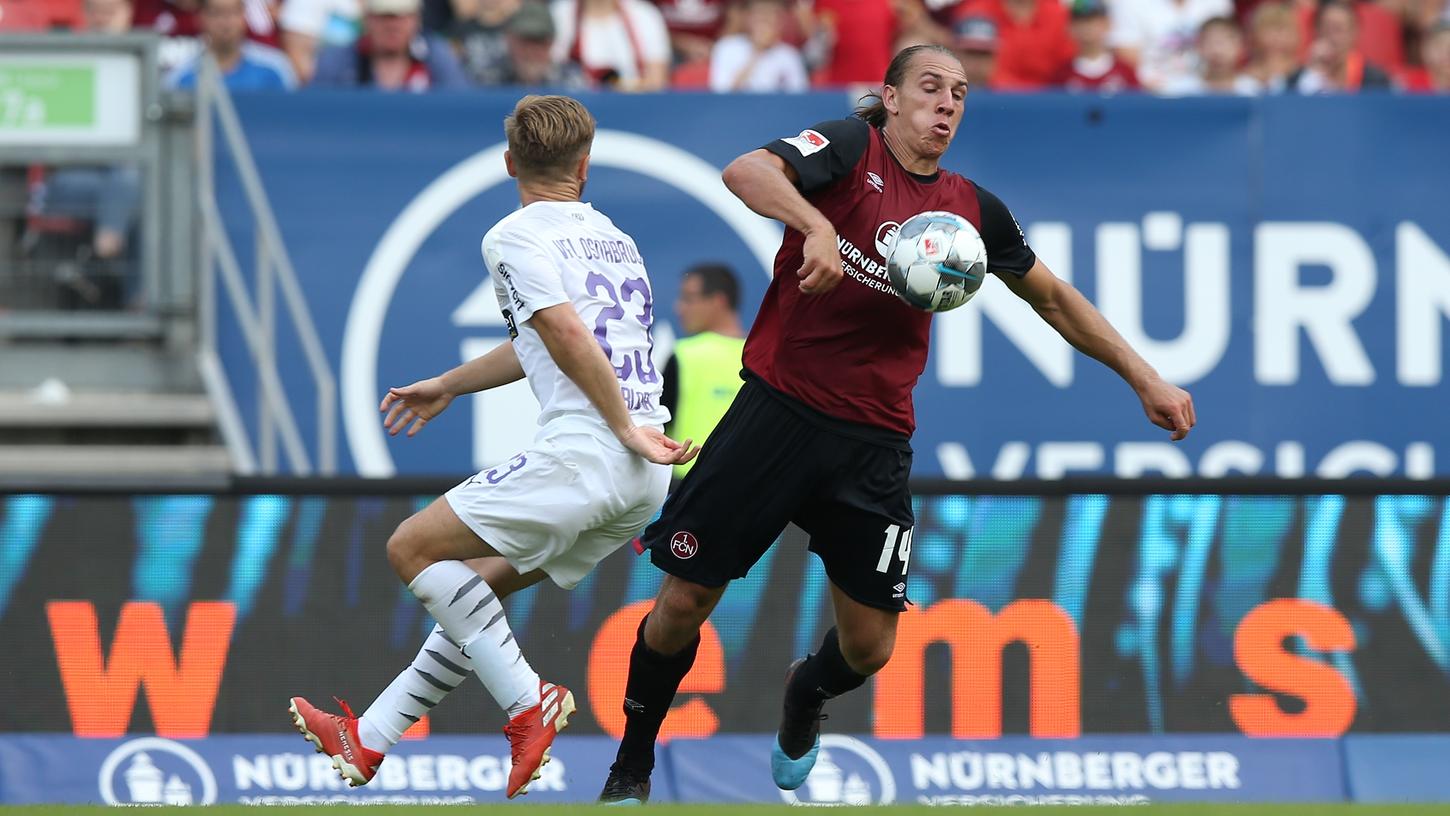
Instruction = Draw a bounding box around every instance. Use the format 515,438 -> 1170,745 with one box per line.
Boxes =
877,524 -> 912,575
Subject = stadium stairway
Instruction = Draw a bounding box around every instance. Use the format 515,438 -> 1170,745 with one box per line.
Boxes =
0,327 -> 229,487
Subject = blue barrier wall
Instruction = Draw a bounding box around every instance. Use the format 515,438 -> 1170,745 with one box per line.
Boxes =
218,93 -> 1450,477
0,734 -> 1349,805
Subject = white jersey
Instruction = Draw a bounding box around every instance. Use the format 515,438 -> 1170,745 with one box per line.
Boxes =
481,200 -> 670,430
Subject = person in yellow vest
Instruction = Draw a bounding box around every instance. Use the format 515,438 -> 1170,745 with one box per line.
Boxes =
661,263 -> 746,479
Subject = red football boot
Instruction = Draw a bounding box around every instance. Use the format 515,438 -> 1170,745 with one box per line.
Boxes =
288,696 -> 385,787
504,681 -> 576,798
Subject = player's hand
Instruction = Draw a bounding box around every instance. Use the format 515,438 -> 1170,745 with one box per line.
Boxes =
380,377 -> 455,438
1138,377 -> 1196,441
620,426 -> 699,466
798,225 -> 843,295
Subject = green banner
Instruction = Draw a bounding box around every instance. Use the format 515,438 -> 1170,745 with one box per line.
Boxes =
0,64 -> 96,129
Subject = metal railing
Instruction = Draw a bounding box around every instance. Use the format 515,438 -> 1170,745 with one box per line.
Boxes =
194,56 -> 336,475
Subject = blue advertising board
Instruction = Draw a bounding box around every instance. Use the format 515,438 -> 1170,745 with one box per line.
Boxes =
0,733 -> 1343,805
0,734 -> 644,805
216,93 -> 1450,477
669,734 -> 1347,805
1342,735 -> 1450,802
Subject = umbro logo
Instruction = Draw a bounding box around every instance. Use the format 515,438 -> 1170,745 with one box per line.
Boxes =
866,171 -> 884,193
893,582 -> 906,593
623,698 -> 646,713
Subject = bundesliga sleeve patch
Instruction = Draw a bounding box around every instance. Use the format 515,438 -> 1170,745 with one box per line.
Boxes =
781,129 -> 830,157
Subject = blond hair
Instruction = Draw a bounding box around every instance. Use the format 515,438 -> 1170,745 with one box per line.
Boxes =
504,95 -> 596,182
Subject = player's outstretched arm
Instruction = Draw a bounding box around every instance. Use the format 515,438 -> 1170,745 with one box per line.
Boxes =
1003,258 -> 1197,441
379,342 -> 525,437
528,302 -> 699,467
722,149 -> 843,295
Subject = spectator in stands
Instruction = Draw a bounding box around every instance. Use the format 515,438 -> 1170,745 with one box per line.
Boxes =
951,16 -> 1001,89
959,0 -> 1075,88
449,0 -> 521,83
551,0 -> 671,90
661,263 -> 746,481
133,0 -> 279,72
83,0 -> 134,33
1288,0 -> 1393,91
1109,0 -> 1232,91
892,0 -> 955,54
1163,15 -> 1258,92
168,0 -> 298,90
31,0 -> 143,298
494,2 -> 590,86
1242,1 -> 1300,92
312,0 -> 469,89
708,0 -> 809,91
1292,0 -> 1403,77
1059,0 -> 1140,91
280,0 -> 361,83
656,0 -> 727,63
1403,21 -> 1450,90
421,0 -> 457,35
810,0 -> 897,85
917,0 -> 973,32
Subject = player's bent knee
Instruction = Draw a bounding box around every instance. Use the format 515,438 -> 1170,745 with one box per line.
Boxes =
839,628 -> 896,676
654,585 -> 712,627
647,579 -> 720,652
385,519 -> 427,582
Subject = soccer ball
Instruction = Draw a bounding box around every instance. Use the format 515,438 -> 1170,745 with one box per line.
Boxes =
884,211 -> 988,313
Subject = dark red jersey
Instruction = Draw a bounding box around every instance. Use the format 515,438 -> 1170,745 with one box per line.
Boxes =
747,117 -> 1036,440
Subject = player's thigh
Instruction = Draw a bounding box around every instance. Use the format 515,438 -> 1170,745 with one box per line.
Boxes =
388,496 -> 505,582
643,380 -> 824,585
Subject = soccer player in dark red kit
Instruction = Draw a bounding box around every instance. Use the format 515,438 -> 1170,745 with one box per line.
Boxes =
597,44 -> 1197,803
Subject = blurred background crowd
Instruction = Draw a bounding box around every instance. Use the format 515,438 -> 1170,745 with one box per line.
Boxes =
1,0 -> 1446,94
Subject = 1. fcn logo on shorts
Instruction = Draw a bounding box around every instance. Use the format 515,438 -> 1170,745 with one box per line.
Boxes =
670,531 -> 699,559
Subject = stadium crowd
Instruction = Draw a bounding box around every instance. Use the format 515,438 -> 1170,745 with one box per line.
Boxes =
4,0 -> 1449,93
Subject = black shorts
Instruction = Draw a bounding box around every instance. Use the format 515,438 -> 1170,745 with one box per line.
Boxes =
642,375 -> 915,612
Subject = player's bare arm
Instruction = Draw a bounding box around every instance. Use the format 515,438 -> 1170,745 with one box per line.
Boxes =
529,301 -> 699,466
380,342 -> 526,437
1003,257 -> 1197,441
722,149 -> 843,295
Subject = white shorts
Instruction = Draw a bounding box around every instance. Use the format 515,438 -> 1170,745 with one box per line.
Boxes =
444,413 -> 671,589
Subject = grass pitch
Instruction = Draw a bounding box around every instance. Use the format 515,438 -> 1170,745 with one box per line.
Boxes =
5,806 -> 1450,815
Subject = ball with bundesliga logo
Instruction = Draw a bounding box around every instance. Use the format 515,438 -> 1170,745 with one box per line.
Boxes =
884,211 -> 988,313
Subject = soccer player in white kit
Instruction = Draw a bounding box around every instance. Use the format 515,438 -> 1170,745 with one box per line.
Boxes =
289,95 -> 697,800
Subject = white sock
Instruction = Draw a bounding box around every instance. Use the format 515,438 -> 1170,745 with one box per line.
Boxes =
357,624 -> 470,754
408,561 -> 541,719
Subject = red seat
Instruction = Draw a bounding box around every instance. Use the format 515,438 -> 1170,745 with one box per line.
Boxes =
672,58 -> 712,90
